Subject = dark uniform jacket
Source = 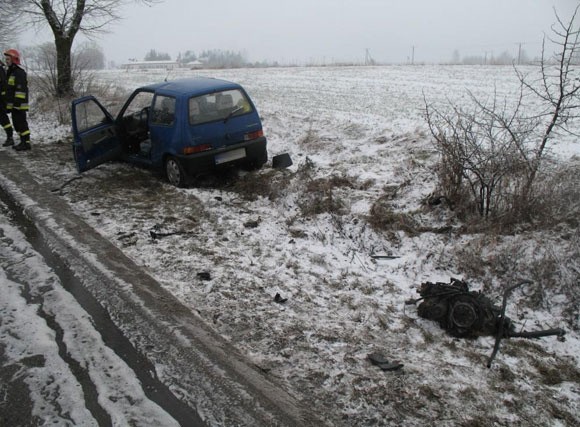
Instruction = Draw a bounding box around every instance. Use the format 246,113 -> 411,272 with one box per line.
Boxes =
0,64 -> 7,108
5,64 -> 29,111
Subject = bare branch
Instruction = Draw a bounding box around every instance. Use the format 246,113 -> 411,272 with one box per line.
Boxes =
19,0 -> 162,96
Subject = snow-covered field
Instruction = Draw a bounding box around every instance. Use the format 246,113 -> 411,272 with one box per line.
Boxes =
11,65 -> 580,425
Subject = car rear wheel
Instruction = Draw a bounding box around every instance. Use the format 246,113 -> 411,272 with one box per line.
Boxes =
165,156 -> 186,187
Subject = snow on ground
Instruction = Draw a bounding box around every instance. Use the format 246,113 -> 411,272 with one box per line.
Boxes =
8,65 -> 580,425
0,201 -> 179,426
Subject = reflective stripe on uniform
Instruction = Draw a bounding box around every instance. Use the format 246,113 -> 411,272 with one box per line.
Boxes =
7,76 -> 15,85
20,130 -> 31,136
2,123 -> 13,130
15,105 -> 29,110
15,91 -> 26,99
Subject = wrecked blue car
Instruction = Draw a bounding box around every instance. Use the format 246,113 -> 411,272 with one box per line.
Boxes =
71,77 -> 268,186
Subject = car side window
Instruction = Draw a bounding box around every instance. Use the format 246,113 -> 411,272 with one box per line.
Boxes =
76,99 -> 109,133
189,89 -> 253,125
151,95 -> 176,126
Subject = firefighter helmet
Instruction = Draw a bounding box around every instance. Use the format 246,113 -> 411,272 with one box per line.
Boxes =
4,49 -> 21,65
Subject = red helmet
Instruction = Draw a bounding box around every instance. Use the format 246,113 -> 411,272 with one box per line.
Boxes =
4,49 -> 20,65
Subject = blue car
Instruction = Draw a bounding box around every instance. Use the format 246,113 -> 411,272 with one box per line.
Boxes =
71,77 -> 268,186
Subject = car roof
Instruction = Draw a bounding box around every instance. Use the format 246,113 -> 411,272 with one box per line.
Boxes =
140,77 -> 242,97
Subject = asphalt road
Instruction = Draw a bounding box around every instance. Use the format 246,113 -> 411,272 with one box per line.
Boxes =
0,148 -> 316,426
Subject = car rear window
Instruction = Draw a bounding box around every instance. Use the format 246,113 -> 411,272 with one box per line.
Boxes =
189,89 -> 253,125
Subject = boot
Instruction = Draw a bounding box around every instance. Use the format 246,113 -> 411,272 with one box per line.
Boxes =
2,136 -> 14,147
13,141 -> 31,151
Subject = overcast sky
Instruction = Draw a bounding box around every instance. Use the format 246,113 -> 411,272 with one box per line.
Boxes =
20,0 -> 580,65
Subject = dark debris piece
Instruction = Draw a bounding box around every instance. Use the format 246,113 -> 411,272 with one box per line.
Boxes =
367,352 -> 404,371
197,272 -> 211,281
377,361 -> 404,371
117,232 -> 136,241
149,229 -> 195,240
274,293 -> 288,304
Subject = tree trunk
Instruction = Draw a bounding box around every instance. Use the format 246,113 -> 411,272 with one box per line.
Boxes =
38,0 -> 84,98
55,36 -> 74,97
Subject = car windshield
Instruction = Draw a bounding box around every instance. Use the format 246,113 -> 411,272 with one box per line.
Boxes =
121,90 -> 155,117
189,89 -> 253,125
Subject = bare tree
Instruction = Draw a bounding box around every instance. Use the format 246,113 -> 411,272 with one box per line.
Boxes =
425,7 -> 580,228
76,40 -> 105,70
29,41 -> 104,89
515,7 -> 580,201
19,0 -> 160,97
0,0 -> 25,45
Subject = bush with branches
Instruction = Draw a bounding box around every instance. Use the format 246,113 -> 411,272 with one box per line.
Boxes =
425,7 -> 580,230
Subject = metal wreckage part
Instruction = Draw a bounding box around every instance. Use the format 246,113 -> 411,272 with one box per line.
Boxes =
406,278 -> 566,367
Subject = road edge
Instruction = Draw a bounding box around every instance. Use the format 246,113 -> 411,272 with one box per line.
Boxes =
0,151 -> 319,426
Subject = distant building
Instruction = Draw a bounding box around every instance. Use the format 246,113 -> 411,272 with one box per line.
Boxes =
185,60 -> 204,69
121,60 -> 179,71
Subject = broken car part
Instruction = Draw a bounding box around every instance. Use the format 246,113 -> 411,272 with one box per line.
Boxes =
406,278 -> 566,367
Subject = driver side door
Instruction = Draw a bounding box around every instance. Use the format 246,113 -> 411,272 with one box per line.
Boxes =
71,96 -> 121,173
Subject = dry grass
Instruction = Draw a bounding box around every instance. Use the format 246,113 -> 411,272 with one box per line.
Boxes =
227,169 -> 292,201
294,162 -> 369,217
368,193 -> 421,235
528,159 -> 580,229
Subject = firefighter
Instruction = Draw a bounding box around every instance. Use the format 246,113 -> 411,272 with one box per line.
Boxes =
4,49 -> 31,151
0,58 -> 14,147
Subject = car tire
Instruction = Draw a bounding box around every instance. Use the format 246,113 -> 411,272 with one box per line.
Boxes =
165,156 -> 186,187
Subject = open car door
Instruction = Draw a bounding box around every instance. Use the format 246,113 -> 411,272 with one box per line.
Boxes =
71,96 -> 122,173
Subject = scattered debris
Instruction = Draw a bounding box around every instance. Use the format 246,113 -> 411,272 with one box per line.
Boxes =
406,278 -> 566,367
367,352 -> 404,371
370,254 -> 400,260
197,272 -> 211,281
274,293 -> 288,304
272,153 -> 293,169
424,193 -> 452,208
244,220 -> 260,228
149,229 -> 196,240
117,232 -> 136,241
50,176 -> 82,194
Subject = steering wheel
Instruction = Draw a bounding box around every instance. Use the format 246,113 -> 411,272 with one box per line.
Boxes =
138,106 -> 149,124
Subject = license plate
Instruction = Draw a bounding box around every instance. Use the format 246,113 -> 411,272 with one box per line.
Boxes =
215,148 -> 246,165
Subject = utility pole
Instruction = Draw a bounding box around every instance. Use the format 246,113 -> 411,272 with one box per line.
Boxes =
517,43 -> 522,65
365,48 -> 374,65
411,45 -> 415,65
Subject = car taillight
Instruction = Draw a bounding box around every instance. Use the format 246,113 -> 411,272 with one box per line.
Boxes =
244,129 -> 264,141
183,144 -> 212,155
